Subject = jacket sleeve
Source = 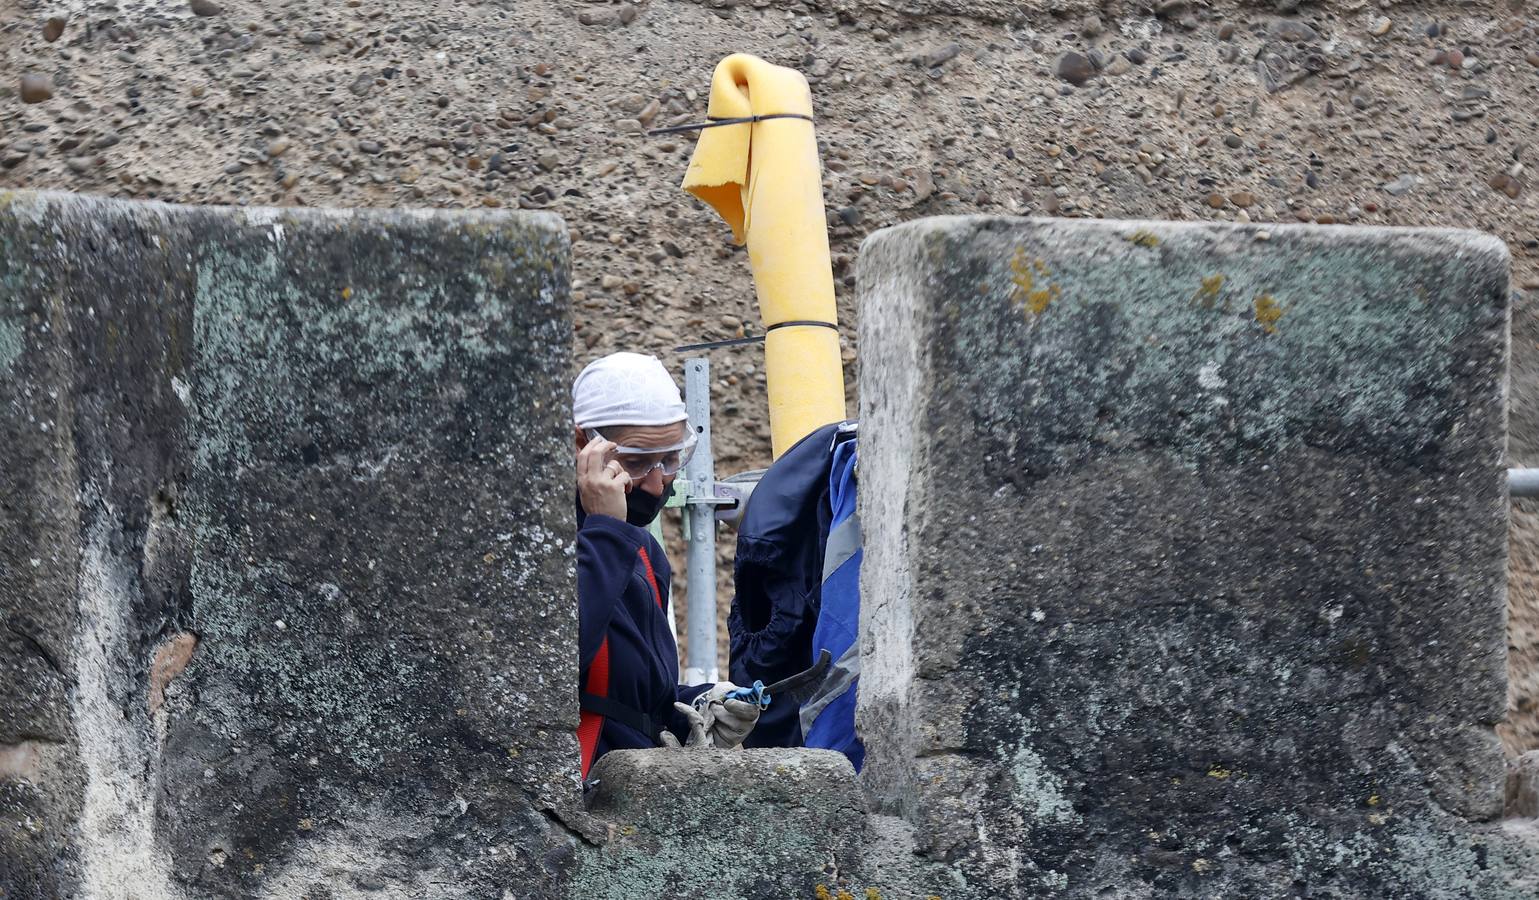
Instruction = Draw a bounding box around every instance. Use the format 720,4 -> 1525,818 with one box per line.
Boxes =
576,514 -> 647,668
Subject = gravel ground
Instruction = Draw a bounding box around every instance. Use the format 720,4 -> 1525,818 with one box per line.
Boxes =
4,0 -> 1537,752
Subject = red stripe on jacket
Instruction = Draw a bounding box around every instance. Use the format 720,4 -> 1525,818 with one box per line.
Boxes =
577,637 -> 610,779
577,545 -> 665,779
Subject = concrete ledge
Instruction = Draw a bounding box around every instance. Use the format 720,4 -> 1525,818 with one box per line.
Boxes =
578,749 -> 867,899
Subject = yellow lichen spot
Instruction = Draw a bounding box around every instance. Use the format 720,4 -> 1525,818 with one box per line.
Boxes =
483,552 -> 496,564
1010,248 -> 1034,297
835,891 -> 855,900
619,824 -> 637,837
340,286 -> 353,301
865,889 -> 883,900
298,817 -> 313,831
1207,765 -> 1232,780
815,886 -> 833,900
1009,250 -> 1061,318
1367,794 -> 1381,807
1037,285 -> 1063,315
1254,293 -> 1285,334
252,864 -> 265,874
1191,274 -> 1225,310
1192,858 -> 1212,874
506,746 -> 520,758
1127,229 -> 1160,248
1367,811 -> 1390,826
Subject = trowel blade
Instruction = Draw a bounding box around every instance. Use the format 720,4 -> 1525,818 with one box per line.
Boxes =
764,648 -> 833,706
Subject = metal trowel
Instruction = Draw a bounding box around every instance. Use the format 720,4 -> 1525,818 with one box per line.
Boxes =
724,648 -> 833,710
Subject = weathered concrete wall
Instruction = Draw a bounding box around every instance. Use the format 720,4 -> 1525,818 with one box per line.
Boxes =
0,190 -> 576,898
0,196 -> 89,899
856,216 -> 1539,897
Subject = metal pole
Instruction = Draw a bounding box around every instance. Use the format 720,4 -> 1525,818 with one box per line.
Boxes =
683,358 -> 718,684
1513,468 -> 1539,499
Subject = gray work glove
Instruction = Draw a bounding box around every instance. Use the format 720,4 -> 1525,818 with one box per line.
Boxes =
658,702 -> 708,749
693,683 -> 762,749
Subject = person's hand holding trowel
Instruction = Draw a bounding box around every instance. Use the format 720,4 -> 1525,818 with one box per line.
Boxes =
659,649 -> 832,750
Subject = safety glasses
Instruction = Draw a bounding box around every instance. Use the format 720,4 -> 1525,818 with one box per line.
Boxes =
586,427 -> 698,479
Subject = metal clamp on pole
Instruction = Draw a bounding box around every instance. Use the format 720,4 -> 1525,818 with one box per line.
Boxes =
669,474 -> 760,524
711,470 -> 764,527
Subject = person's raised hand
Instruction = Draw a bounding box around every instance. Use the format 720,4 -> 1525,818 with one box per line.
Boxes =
577,438 -> 630,521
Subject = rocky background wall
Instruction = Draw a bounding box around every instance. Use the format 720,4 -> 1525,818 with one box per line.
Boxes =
2,0 -> 1537,745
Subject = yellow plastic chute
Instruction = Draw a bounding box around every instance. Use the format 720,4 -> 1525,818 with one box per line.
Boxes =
681,53 -> 846,459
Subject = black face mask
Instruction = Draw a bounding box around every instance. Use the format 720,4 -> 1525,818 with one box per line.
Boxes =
625,481 -> 673,528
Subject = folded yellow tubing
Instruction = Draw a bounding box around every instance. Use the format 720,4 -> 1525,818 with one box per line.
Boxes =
681,53 -> 846,459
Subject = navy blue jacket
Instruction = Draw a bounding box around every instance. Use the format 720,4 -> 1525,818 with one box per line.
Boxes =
576,498 -> 709,777
728,422 -> 851,748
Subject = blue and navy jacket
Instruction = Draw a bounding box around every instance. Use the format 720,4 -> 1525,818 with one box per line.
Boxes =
729,421 -> 856,749
576,499 -> 710,778
799,434 -> 863,768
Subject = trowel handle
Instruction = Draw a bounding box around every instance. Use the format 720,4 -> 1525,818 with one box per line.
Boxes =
724,680 -> 771,709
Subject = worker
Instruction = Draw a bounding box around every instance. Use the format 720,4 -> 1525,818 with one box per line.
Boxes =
572,352 -> 761,779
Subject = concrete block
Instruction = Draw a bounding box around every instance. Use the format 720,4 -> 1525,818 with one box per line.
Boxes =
857,216 -> 1522,896
577,749 -> 867,899
0,191 -> 574,898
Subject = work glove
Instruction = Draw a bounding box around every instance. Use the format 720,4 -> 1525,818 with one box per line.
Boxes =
659,702 -> 708,748
693,683 -> 762,749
